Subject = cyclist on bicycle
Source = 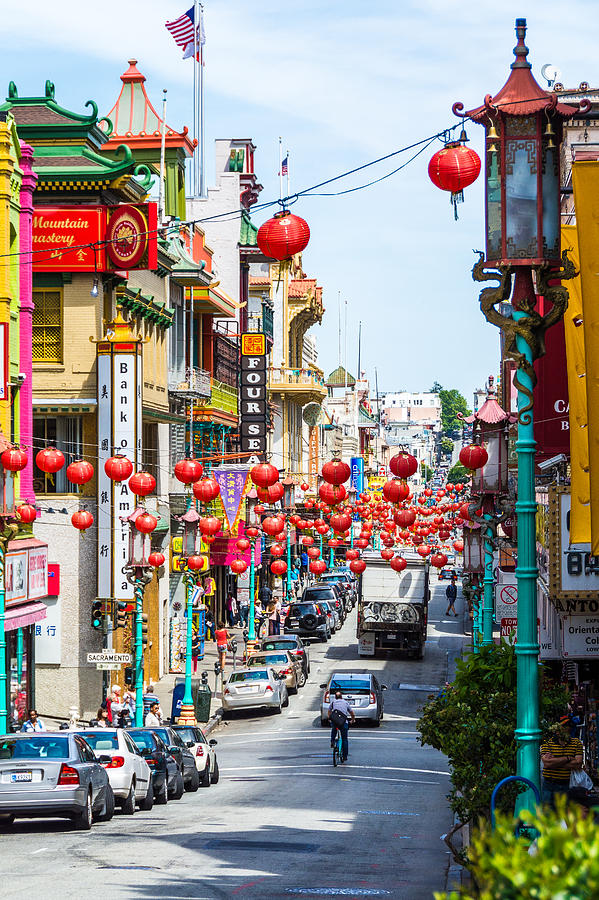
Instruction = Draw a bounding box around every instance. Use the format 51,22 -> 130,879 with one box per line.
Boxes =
328,690 -> 356,763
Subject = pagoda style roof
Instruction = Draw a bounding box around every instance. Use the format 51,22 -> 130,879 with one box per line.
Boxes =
327,366 -> 355,387
459,19 -> 584,122
0,80 -> 152,198
103,60 -> 194,157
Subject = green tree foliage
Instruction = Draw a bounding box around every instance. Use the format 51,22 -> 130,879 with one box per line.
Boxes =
431,381 -> 443,393
418,643 -> 568,827
421,462 -> 433,482
446,462 -> 470,484
440,437 -> 454,455
440,388 -> 471,433
436,797 -> 599,900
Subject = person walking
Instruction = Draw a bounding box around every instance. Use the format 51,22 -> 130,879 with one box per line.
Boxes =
144,701 -> 163,727
268,601 -> 281,636
215,621 -> 230,672
191,628 -> 200,674
300,549 -> 309,582
95,707 -> 109,728
205,606 -> 215,641
226,594 -> 238,627
21,708 -> 46,732
238,595 -> 249,628
540,718 -> 584,807
143,684 -> 160,720
445,578 -> 458,616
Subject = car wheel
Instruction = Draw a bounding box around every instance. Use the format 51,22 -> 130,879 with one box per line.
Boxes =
121,780 -> 135,815
298,669 -> 306,688
169,770 -> 185,800
283,691 -> 290,707
200,765 -> 211,787
139,779 -> 154,811
0,814 -> 15,828
96,784 -> 115,822
371,716 -> 381,728
74,789 -> 93,830
185,767 -> 200,793
211,760 -> 220,784
155,778 -> 168,805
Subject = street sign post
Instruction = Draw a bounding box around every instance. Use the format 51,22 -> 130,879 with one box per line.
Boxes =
87,652 -> 131,664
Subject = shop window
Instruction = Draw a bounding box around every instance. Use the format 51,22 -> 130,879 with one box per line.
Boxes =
33,416 -> 82,494
32,290 -> 63,364
8,628 -> 31,730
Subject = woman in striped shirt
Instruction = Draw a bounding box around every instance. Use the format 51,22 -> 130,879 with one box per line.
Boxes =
540,720 -> 583,807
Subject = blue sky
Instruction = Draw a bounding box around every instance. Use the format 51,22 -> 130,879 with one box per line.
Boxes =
1,0 -> 594,402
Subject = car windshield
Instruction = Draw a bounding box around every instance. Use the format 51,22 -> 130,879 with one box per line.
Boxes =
230,670 -> 269,682
248,654 -> 288,665
289,603 -> 317,616
330,678 -> 371,694
262,640 -> 298,651
305,590 -> 334,600
0,737 -> 70,760
77,732 -> 119,750
129,732 -> 158,751
151,729 -> 174,745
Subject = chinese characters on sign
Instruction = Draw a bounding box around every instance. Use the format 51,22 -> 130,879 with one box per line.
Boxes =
213,467 -> 250,533
240,332 -> 267,464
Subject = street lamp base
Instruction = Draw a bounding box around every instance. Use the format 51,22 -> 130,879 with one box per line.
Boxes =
177,703 -> 196,725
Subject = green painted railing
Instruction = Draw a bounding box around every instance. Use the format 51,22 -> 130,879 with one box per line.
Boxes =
210,379 -> 238,416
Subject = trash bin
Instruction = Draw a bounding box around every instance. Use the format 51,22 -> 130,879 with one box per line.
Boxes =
195,684 -> 212,723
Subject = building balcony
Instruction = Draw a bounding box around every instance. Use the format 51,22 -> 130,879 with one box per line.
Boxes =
268,366 -> 328,404
168,367 -> 212,400
193,378 -> 238,425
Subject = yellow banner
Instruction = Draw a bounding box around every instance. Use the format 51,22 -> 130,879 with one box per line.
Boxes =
571,165 -> 599,549
561,225 -> 590,543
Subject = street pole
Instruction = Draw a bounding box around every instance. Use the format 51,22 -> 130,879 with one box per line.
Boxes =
134,573 -> 144,726
248,538 -> 256,641
482,513 -> 495,647
179,569 -> 197,724
286,520 -> 292,597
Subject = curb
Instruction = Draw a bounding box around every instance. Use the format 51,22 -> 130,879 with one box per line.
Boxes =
202,710 -> 223,736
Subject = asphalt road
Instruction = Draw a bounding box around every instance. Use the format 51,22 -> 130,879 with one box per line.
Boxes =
0,575 -> 465,900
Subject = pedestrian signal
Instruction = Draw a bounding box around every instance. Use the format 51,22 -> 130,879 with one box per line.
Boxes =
115,601 -> 128,629
91,600 -> 103,630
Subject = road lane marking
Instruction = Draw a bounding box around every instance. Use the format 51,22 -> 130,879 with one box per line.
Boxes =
222,733 -> 418,743
31,848 -> 48,854
221,763 -> 450,775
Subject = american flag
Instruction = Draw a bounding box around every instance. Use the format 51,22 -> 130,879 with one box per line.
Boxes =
280,156 -> 288,177
166,6 -> 205,58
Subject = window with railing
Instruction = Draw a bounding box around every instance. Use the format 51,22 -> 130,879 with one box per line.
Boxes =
33,416 -> 82,493
32,290 -> 63,364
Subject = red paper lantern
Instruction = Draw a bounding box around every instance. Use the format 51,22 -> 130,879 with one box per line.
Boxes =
129,471 -> 156,497
328,538 -> 340,548
257,210 -> 310,261
390,556 -> 407,572
307,546 -> 321,560
66,459 -> 94,486
381,548 -> 394,561
231,559 -> 248,575
453,539 -> 464,553
250,463 -> 280,489
174,458 -> 203,485
428,142 -> 481,193
350,559 -> 366,574
318,482 -> 347,506
16,503 -> 36,524
1,447 -> 27,472
309,559 -> 327,576
302,535 -> 315,546
203,535 -> 217,545
430,552 -> 448,568
383,479 -> 409,504
193,476 -> 221,503
459,445 -> 488,471
389,452 -> 418,479
104,455 -> 134,482
270,543 -> 285,557
236,538 -> 250,552
245,526 -> 261,539
199,516 -> 221,536
271,559 -> 288,576
330,512 -> 352,534
187,555 -> 205,571
394,508 -> 416,527
36,447 -> 65,474
321,459 -> 351,486
345,549 -> 359,560
417,544 -> 431,558
300,482 -> 310,491
72,509 -> 93,532
135,512 -> 158,534
354,537 -> 370,549
257,482 -> 285,503
148,551 -> 165,568
262,515 -> 284,537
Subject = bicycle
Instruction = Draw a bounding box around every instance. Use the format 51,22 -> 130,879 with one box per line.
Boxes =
332,726 -> 344,767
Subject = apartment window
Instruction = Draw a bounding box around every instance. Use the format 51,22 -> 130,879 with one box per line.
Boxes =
33,416 -> 82,493
32,290 -> 63,364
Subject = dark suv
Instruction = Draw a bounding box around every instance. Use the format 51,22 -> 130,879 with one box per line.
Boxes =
302,584 -> 345,623
284,601 -> 329,642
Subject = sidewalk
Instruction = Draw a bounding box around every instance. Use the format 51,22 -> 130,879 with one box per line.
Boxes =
153,623 -> 248,732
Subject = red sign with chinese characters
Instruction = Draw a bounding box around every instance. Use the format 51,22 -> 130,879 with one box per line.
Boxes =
533,296 -> 570,460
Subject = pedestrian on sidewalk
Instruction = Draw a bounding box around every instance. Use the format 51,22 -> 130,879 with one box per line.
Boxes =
259,582 -> 273,606
540,719 -> 583,807
238,595 -> 249,627
21,709 -> 45,732
145,701 -> 163,727
445,578 -> 458,616
215,621 -> 230,671
95,707 -> 109,728
268,601 -> 281,635
300,550 -> 309,581
205,606 -> 215,641
191,628 -> 200,673
226,594 -> 238,627
143,684 -> 160,720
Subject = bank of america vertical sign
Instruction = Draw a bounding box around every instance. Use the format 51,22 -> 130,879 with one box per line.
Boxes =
96,334 -> 142,602
240,333 -> 267,464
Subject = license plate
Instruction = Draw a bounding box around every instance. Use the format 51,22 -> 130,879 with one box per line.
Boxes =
387,633 -> 396,639
11,771 -> 32,782
289,620 -> 298,625
239,686 -> 259,693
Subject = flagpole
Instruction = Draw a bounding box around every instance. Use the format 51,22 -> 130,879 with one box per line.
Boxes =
286,147 -> 290,200
158,90 -> 167,223
199,3 -> 205,197
279,137 -> 283,203
193,0 -> 199,196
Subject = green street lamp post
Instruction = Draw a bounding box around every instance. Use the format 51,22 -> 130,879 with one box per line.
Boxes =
282,477 -> 295,598
177,507 -> 202,725
245,489 -> 261,643
124,509 -> 154,726
457,18 -> 586,803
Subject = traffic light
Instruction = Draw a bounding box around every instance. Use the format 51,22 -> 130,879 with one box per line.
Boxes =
141,613 -> 148,649
91,600 -> 103,631
115,601 -> 128,629
124,666 -> 133,686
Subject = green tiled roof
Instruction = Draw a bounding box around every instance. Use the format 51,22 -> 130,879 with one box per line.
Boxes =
240,210 -> 258,247
327,365 -> 356,387
116,289 -> 174,329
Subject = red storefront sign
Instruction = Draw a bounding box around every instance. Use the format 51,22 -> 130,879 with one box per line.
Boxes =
32,203 -> 157,272
533,296 -> 569,460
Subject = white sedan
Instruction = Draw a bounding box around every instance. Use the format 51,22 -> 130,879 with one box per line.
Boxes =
74,729 -> 153,813
173,725 -> 219,787
222,666 -> 289,716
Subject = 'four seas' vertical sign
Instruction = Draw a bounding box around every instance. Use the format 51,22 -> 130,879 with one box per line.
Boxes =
96,317 -> 143,605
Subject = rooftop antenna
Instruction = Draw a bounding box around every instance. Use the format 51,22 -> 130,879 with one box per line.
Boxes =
541,64 -> 561,88
357,321 -> 362,385
344,300 -> 348,389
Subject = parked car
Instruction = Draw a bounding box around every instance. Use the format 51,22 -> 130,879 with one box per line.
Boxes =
247,649 -> 304,692
303,583 -> 345,621
284,601 -> 330,642
318,600 -> 339,633
172,725 -> 219,787
0,732 -> 114,829
143,726 -> 199,793
222,666 -> 289,716
257,634 -> 310,679
126,728 -> 180,803
321,572 -> 356,608
319,671 -> 387,727
73,729 -> 153,813
439,567 -> 463,581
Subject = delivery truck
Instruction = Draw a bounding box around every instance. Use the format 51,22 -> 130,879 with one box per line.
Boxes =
356,553 -> 430,658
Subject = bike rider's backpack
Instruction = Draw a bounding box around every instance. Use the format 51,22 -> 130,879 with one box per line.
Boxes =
330,708 -> 348,728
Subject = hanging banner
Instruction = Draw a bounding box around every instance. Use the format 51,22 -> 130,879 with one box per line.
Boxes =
240,333 -> 267,464
213,467 -> 250,532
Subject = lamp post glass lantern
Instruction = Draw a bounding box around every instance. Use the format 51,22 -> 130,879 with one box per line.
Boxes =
125,510 -> 152,726
282,477 -> 295,599
179,508 -> 201,724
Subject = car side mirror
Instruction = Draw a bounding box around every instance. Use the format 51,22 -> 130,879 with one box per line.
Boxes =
186,741 -> 194,748
382,685 -> 388,690
209,739 -> 218,747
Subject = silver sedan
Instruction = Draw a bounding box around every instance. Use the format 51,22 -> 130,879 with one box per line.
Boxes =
222,666 -> 289,716
0,732 -> 114,829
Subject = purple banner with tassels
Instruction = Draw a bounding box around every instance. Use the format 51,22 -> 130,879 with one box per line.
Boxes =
212,467 -> 250,533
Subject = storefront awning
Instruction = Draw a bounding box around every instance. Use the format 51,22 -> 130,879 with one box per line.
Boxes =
5,602 -> 47,632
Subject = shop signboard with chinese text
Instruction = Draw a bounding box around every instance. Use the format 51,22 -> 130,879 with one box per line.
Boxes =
28,545 -> 48,600
35,597 -> 60,665
240,333 -> 267,464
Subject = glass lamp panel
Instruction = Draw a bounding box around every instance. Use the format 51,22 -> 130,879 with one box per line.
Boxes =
542,144 -> 560,260
464,528 -> 484,574
505,138 -> 538,259
486,144 -> 502,261
480,430 -> 505,493
130,529 -> 149,566
182,525 -> 199,557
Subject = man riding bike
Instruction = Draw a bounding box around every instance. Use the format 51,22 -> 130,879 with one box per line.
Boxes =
328,690 -> 356,763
